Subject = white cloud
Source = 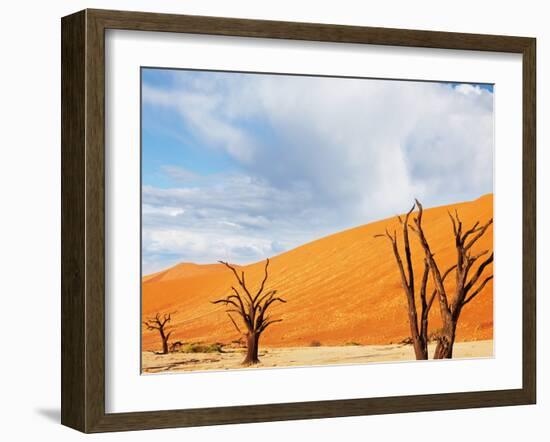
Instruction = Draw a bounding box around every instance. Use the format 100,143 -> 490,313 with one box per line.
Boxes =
145,229 -> 275,260
142,72 -> 494,272
142,83 -> 255,162
141,176 -> 321,272
142,204 -> 184,217
454,83 -> 484,96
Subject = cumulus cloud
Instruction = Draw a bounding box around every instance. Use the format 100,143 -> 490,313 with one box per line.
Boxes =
141,70 -> 493,272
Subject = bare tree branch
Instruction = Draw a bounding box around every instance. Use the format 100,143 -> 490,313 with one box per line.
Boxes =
462,221 -> 480,242
211,298 -> 240,309
377,202 -> 430,360
415,202 -> 493,359
214,258 -> 285,365
254,258 -> 270,303
255,289 -> 278,309
464,252 -> 494,293
259,319 -> 283,333
218,260 -> 254,305
227,313 -> 242,334
464,218 -> 493,250
143,312 -> 174,354
412,199 -> 451,313
463,275 -> 494,306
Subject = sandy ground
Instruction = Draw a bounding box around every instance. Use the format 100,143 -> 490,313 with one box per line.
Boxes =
142,340 -> 493,374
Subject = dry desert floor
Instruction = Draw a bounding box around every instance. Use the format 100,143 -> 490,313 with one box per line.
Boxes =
142,340 -> 493,374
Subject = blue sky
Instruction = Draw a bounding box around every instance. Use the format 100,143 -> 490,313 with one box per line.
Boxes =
141,68 -> 494,273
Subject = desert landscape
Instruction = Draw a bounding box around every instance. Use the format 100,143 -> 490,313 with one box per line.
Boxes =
142,194 -> 494,373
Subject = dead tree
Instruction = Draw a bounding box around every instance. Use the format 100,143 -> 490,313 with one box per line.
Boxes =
411,200 -> 493,359
377,205 -> 456,360
143,313 -> 174,355
212,259 -> 286,365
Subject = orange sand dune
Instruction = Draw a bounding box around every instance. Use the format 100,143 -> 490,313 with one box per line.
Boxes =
142,195 -> 493,351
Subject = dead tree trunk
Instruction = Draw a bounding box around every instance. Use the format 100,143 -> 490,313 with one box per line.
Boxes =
244,332 -> 260,365
377,205 -> 455,360
143,313 -> 174,355
411,200 -> 493,359
213,259 -> 286,366
160,329 -> 169,355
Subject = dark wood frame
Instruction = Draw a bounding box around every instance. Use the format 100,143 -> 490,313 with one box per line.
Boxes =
61,8 -> 536,433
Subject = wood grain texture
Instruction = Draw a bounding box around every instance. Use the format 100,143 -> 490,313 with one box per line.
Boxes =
61,10 -> 86,432
61,8 -> 537,433
85,9 -> 108,432
90,8 -> 532,52
522,38 -> 537,402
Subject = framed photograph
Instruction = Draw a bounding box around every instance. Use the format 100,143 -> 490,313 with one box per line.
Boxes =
61,9 -> 536,433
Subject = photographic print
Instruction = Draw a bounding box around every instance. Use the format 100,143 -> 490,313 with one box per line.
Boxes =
140,68 -> 494,374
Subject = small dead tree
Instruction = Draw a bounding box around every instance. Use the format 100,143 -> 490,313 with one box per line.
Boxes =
377,205 -> 456,360
411,199 -> 493,359
212,259 -> 286,365
143,313 -> 174,355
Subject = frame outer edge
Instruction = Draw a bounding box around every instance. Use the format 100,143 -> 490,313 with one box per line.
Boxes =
86,8 -> 532,52
522,37 -> 536,404
60,8 -> 537,433
61,10 -> 87,432
84,9 -> 108,432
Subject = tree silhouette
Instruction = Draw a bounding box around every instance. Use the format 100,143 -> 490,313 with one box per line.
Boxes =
377,205 -> 456,359
212,259 -> 286,365
143,312 -> 174,355
410,199 -> 493,358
